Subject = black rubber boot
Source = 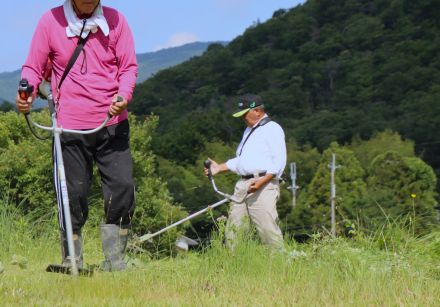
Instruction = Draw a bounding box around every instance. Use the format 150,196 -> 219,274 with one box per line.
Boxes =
100,224 -> 129,272
61,231 -> 83,269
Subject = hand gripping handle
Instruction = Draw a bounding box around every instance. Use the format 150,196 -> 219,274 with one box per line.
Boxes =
204,159 -> 213,181
107,95 -> 124,118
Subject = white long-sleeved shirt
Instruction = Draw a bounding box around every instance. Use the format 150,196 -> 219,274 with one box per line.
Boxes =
226,116 -> 287,178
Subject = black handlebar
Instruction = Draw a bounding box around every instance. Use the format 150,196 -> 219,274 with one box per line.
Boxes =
18,79 -> 34,101
107,96 -> 124,118
204,159 -> 212,180
18,79 -> 35,115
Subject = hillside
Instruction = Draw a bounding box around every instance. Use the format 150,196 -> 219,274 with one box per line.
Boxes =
130,0 -> 440,185
0,70 -> 20,104
0,41 -> 215,104
137,42 -> 225,82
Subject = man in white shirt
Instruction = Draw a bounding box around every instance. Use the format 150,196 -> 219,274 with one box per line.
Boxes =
206,94 -> 286,249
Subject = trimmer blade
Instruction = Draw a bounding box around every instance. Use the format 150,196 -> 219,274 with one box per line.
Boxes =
46,264 -> 93,277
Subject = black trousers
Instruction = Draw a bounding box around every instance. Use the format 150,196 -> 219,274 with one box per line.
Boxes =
59,119 -> 135,231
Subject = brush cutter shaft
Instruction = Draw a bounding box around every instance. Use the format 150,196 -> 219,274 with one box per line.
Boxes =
52,116 -> 78,275
139,198 -> 229,242
139,159 -> 248,242
24,107 -> 110,277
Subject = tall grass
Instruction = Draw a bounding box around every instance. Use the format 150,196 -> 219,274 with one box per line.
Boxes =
0,199 -> 439,306
0,194 -> 35,257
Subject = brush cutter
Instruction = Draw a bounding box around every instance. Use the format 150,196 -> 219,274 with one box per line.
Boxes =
18,79 -> 115,276
139,160 -> 247,243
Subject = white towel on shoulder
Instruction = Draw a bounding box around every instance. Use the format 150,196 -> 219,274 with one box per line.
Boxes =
63,0 -> 109,38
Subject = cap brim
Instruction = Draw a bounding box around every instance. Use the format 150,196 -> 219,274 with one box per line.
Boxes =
232,108 -> 250,117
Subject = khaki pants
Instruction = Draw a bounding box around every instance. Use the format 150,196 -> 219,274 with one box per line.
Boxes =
225,178 -> 284,249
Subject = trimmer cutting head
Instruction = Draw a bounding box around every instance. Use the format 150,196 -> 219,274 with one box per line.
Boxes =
46,264 -> 93,277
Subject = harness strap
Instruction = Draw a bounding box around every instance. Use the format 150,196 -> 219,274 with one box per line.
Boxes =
238,117 -> 272,156
57,19 -> 89,92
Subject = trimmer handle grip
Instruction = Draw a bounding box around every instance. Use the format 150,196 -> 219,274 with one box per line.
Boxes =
107,96 -> 124,118
18,79 -> 34,101
204,159 -> 213,180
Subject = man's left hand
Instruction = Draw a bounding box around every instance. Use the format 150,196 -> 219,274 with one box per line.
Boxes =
248,180 -> 263,193
109,94 -> 128,116
247,173 -> 274,193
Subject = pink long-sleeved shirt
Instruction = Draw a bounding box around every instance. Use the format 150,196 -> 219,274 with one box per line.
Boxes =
22,6 -> 138,129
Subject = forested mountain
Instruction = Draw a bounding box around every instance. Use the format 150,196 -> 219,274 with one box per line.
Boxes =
0,42 -> 214,104
137,42 -> 226,83
130,0 -> 440,189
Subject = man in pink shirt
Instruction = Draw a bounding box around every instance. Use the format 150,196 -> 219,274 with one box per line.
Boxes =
15,0 -> 138,271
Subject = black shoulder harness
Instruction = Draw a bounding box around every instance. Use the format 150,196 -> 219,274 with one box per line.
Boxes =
238,117 -> 271,156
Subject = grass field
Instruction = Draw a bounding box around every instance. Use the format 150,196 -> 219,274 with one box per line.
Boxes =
1,217 -> 440,306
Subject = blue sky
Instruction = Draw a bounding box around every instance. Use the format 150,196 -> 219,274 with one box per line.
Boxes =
1,0 -> 304,73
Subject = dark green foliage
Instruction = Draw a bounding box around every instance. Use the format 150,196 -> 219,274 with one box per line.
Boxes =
398,85 -> 440,191
349,129 -> 415,170
150,108 -> 241,164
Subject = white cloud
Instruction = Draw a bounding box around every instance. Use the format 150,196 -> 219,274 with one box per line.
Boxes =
153,32 -> 199,51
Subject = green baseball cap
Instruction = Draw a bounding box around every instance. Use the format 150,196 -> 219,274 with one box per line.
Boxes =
232,94 -> 264,117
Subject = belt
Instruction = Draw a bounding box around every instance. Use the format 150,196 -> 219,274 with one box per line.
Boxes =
241,172 -> 267,179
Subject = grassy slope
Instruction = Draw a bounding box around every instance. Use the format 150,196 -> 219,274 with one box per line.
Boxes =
1,229 -> 439,306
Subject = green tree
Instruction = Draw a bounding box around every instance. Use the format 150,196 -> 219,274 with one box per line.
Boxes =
350,129 -> 415,170
301,142 -> 367,234
366,151 -> 438,233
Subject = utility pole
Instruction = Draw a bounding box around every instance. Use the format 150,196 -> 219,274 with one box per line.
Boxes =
288,162 -> 299,208
328,154 -> 340,237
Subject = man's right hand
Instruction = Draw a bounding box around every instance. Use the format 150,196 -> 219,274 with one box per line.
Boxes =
204,158 -> 228,176
15,93 -> 34,114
